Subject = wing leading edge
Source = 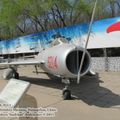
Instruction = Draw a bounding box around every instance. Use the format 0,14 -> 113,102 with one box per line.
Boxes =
0,59 -> 45,66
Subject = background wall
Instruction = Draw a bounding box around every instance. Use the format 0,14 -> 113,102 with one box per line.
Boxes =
91,57 -> 120,72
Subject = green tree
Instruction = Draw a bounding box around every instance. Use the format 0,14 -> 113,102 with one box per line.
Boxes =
0,0 -> 120,40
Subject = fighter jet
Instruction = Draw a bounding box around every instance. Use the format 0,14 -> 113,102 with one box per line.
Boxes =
0,0 -> 98,100
0,35 -> 92,99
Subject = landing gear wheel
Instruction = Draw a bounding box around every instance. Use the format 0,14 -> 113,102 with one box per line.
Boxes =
13,72 -> 19,79
62,89 -> 71,100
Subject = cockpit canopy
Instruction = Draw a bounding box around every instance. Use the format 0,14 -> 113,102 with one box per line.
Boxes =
50,37 -> 69,47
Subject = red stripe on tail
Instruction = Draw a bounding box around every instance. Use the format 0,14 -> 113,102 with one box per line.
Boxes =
107,22 -> 120,33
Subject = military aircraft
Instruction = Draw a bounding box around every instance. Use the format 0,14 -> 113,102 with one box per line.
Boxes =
0,0 -> 98,100
0,36 -> 92,100
0,0 -> 119,99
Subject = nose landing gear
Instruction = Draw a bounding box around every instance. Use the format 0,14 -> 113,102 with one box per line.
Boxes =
62,78 -> 71,100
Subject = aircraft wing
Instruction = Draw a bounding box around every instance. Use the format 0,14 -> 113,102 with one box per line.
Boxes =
0,59 -> 45,66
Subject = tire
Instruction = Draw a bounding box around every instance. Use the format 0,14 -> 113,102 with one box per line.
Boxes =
63,90 -> 71,100
13,72 -> 19,79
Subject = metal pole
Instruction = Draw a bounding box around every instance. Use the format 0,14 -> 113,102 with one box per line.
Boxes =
77,0 -> 98,84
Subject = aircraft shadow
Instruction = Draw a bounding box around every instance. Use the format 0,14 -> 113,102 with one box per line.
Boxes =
20,73 -> 120,108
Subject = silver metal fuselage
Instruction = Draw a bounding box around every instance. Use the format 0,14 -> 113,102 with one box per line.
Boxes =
37,43 -> 91,78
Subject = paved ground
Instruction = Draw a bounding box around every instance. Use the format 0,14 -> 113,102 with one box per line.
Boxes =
0,66 -> 120,120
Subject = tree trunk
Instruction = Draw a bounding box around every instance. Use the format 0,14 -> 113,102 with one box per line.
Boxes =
51,8 -> 60,27
16,25 -> 25,33
54,4 -> 66,27
110,1 -> 116,17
